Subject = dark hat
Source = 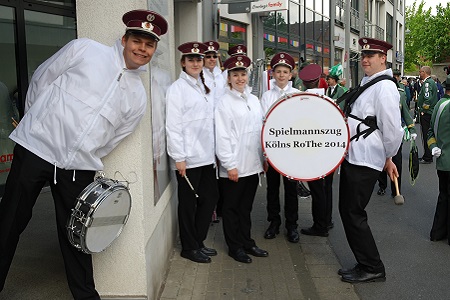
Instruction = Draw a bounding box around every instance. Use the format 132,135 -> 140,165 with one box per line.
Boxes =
223,55 -> 251,71
443,75 -> 450,89
270,52 -> 295,70
228,44 -> 247,56
177,42 -> 208,56
327,74 -> 339,81
393,69 -> 401,76
204,41 -> 220,53
358,37 -> 392,55
299,61 -> 310,70
122,10 -> 168,41
298,64 -> 322,84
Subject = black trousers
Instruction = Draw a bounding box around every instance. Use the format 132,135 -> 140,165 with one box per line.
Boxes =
338,160 -> 385,273
420,113 -> 433,161
220,174 -> 258,252
378,143 -> 403,196
265,166 -> 298,229
176,164 -> 218,251
430,170 -> 450,243
308,172 -> 334,231
0,145 -> 100,300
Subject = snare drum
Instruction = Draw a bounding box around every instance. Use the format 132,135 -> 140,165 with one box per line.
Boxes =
261,92 -> 350,181
67,177 -> 131,254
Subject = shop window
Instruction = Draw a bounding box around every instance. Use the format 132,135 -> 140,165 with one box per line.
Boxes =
218,18 -> 247,61
0,5 -> 18,189
31,0 -> 75,8
0,1 -> 76,194
24,10 -> 76,80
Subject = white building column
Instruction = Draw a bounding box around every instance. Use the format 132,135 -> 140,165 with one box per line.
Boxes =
75,1 -> 178,299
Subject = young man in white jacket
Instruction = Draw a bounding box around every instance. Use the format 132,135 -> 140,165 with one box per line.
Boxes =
0,10 -> 167,299
338,37 -> 403,284
260,52 -> 301,243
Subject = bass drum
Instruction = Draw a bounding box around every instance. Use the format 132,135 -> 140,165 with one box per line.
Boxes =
261,92 -> 350,181
67,177 -> 131,254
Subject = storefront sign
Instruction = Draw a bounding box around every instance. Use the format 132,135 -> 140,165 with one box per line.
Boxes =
251,0 -> 288,13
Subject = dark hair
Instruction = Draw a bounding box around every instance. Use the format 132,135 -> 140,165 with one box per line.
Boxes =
180,56 -> 210,94
303,79 -> 319,89
124,30 -> 157,41
200,71 -> 210,94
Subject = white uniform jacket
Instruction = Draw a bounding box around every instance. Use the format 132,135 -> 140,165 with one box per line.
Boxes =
10,38 -> 147,171
260,82 -> 300,114
215,87 -> 264,178
203,66 -> 227,105
166,71 -> 215,169
346,69 -> 403,171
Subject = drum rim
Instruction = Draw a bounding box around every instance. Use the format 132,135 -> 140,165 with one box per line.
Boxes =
261,92 -> 350,181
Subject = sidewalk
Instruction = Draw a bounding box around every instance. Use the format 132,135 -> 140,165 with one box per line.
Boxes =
159,181 -> 359,300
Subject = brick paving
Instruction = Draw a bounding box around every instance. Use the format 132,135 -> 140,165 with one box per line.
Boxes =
159,180 -> 359,300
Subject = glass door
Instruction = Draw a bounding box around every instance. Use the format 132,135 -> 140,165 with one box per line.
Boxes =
0,1 -> 76,195
0,5 -> 19,188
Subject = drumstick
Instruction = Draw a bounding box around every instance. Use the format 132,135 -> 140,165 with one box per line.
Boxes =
11,117 -> 19,128
184,175 -> 199,198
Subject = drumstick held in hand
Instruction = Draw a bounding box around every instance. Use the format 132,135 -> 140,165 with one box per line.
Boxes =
184,175 -> 199,198
11,117 -> 19,128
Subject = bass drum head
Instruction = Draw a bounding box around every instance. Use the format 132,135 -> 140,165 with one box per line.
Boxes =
262,92 -> 350,181
84,186 -> 131,253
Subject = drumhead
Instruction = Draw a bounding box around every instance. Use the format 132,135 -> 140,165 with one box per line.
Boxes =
84,185 -> 131,253
261,92 -> 349,181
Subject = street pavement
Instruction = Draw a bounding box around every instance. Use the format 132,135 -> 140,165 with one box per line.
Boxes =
330,126 -> 450,300
3,122 -> 450,300
160,121 -> 450,299
159,179 -> 358,300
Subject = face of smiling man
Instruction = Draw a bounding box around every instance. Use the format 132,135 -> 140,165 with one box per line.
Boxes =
122,33 -> 157,70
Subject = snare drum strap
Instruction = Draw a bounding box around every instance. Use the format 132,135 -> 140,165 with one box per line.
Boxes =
336,75 -> 398,118
348,114 -> 378,142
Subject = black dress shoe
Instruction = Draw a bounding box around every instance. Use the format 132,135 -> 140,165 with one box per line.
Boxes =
377,188 -> 386,195
264,223 -> 280,239
181,250 -> 211,263
419,158 -> 432,164
341,269 -> 386,283
430,236 -> 445,242
338,264 -> 362,276
297,181 -> 311,198
327,221 -> 334,230
229,249 -> 252,263
287,228 -> 299,243
300,226 -> 329,237
200,246 -> 217,256
245,246 -> 269,257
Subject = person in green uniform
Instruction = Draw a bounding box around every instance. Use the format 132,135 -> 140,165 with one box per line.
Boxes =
418,66 -> 438,163
376,69 -> 417,201
326,73 -> 346,110
427,75 -> 450,242
339,78 -> 348,92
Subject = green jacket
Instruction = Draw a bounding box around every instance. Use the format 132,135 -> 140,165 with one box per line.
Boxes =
327,84 -> 346,100
417,77 -> 438,115
399,83 -> 416,135
427,94 -> 450,171
293,76 -> 304,91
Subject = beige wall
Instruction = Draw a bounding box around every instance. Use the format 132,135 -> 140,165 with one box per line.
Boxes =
76,1 -> 177,299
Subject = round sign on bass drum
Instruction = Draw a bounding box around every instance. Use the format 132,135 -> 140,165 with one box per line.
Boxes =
261,92 -> 350,181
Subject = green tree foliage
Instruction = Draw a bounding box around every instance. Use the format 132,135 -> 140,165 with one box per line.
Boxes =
263,11 -> 288,32
405,1 -> 450,73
